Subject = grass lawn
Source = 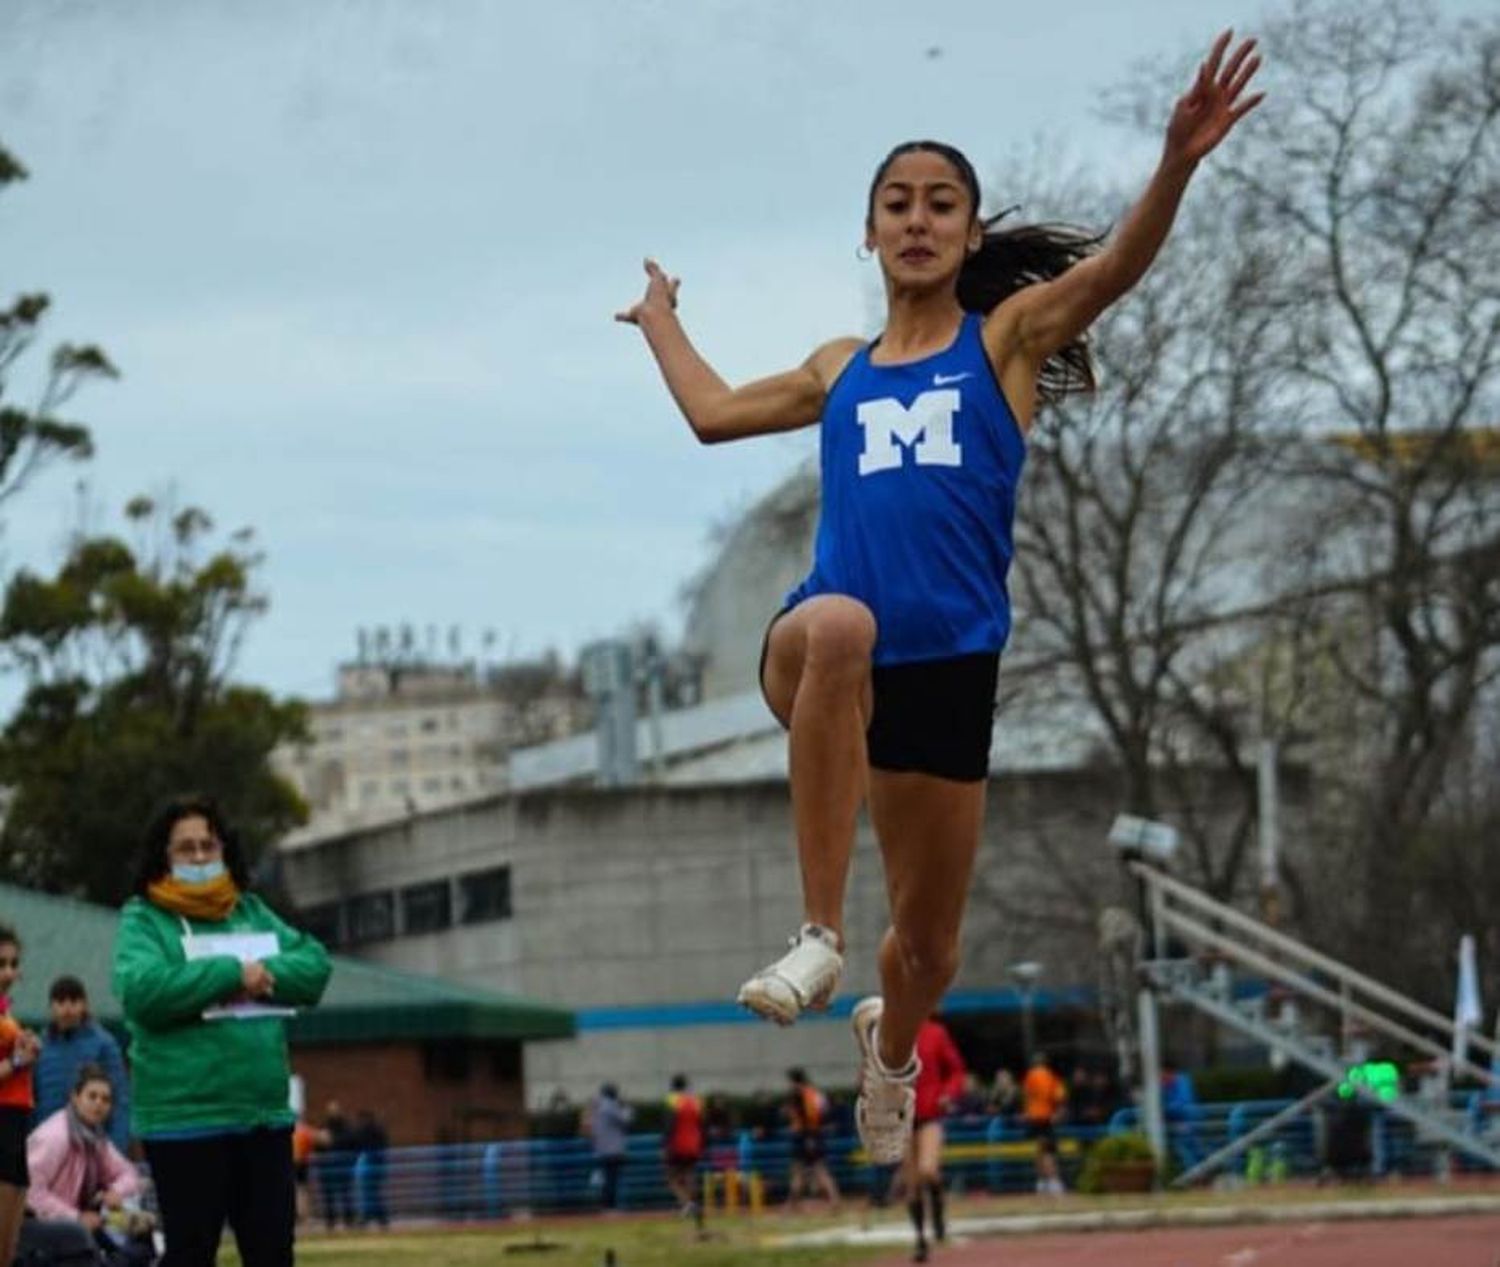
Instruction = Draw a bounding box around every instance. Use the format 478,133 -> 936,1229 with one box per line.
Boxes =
224,1215 -> 889,1267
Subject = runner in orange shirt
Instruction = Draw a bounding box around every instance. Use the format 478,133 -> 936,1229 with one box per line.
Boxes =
1021,1050 -> 1068,1195
784,1068 -> 841,1214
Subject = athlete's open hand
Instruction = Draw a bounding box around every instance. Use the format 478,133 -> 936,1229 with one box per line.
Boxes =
1164,31 -> 1264,166
615,258 -> 680,325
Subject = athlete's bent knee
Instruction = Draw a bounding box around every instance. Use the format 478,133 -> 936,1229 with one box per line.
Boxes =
802,600 -> 877,671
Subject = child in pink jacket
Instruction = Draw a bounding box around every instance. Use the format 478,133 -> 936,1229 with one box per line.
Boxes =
26,1062 -> 140,1228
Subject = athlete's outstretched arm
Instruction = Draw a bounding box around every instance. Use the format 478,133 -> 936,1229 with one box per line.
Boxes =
994,30 -> 1265,367
617,259 -> 858,444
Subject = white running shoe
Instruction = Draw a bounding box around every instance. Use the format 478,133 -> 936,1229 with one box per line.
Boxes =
736,924 -> 843,1025
851,996 -> 918,1165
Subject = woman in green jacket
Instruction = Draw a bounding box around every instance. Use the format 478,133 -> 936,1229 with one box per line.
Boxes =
112,795 -> 332,1267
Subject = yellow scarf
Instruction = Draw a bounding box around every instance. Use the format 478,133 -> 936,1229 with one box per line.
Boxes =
146,873 -> 241,922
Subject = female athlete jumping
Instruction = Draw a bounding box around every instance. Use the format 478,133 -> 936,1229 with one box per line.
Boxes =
618,32 -> 1262,1163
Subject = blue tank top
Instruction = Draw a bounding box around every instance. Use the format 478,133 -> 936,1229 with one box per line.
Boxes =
784,312 -> 1026,666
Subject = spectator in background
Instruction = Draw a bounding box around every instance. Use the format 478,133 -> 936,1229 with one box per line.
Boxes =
988,1068 -> 1018,1122
317,1100 -> 357,1230
586,1083 -> 633,1212
784,1068 -> 841,1215
1021,1051 -> 1067,1196
951,1073 -> 989,1123
1161,1059 -> 1203,1170
290,1116 -> 322,1226
662,1075 -> 704,1223
353,1109 -> 389,1229
26,1063 -> 144,1251
0,924 -> 41,1267
1068,1063 -> 1111,1129
33,976 -> 131,1154
704,1094 -> 737,1176
113,794 -> 332,1267
1090,1068 -> 1119,1125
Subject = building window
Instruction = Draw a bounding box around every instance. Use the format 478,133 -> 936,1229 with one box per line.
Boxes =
346,891 -> 395,945
360,780 -> 380,802
390,778 -> 410,795
458,866 -> 512,924
390,748 -> 410,767
421,716 -> 439,733
297,902 -> 344,948
401,880 -> 452,935
421,776 -> 442,793
450,776 -> 466,790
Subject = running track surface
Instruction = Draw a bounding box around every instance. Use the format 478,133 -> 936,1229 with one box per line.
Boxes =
869,1214 -> 1500,1265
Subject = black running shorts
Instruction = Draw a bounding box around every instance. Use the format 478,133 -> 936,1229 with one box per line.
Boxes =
866,652 -> 1000,781
760,609 -> 999,783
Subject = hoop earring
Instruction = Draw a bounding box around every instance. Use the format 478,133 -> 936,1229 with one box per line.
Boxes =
856,244 -> 872,261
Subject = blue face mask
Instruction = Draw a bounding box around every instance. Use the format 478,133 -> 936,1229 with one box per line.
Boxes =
171,860 -> 226,885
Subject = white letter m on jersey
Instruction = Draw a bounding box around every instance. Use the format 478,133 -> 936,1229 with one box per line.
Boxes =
856,389 -> 962,475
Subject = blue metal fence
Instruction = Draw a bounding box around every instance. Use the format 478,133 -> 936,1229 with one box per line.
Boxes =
303,1095 -> 1499,1223
1108,1091 -> 1499,1181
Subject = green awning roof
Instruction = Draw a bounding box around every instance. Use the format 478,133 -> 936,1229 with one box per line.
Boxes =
0,883 -> 574,1044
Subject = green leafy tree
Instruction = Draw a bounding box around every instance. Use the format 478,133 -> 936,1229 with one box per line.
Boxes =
0,141 -> 115,510
0,497 -> 307,903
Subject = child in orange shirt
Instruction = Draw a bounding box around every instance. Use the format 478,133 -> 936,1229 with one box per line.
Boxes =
0,923 -> 41,1267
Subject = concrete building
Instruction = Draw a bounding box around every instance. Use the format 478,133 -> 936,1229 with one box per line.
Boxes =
274,654 -> 590,841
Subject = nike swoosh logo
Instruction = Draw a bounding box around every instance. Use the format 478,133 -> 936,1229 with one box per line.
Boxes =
933,372 -> 972,386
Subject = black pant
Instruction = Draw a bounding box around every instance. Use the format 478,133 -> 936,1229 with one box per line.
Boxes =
319,1157 -> 356,1228
145,1128 -> 296,1267
598,1155 -> 625,1209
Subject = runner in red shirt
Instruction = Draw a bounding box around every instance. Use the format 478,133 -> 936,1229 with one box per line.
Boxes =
906,1016 -> 966,1262
663,1074 -> 704,1222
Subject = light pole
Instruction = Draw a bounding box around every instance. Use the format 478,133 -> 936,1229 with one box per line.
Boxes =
1009,960 -> 1043,1060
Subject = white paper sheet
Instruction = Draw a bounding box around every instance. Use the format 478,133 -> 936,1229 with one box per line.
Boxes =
182,930 -> 297,1020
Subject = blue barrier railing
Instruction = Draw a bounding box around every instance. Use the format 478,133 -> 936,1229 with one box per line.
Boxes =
1107,1091 -> 1495,1180
301,1096 -> 1498,1223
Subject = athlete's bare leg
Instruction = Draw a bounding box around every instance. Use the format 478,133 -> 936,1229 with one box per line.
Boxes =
868,771 -> 986,1071
904,1121 -> 945,1255
912,1120 -> 945,1189
760,596 -> 876,945
785,1160 -> 806,1212
813,1160 -> 842,1213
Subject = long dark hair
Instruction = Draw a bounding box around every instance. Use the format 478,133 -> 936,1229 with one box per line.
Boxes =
866,140 -> 1101,403
132,793 -> 251,896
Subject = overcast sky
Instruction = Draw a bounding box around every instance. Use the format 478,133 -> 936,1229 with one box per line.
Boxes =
1,0 -> 1490,701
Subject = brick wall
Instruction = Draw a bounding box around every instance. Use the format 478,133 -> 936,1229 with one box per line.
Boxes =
292,1039 -> 526,1146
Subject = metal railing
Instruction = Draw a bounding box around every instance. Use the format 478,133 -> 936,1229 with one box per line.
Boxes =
1129,861 -> 1500,1181
295,1096 -> 1498,1224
